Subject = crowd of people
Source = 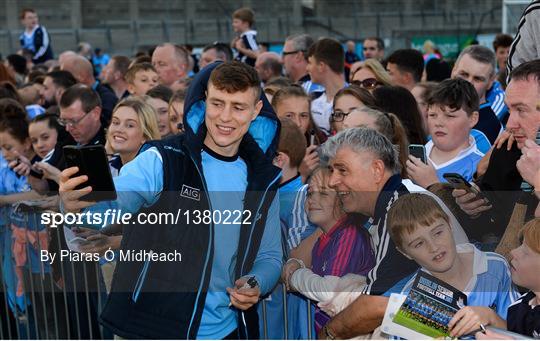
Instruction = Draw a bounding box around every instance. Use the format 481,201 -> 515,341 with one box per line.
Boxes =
1,3 -> 540,340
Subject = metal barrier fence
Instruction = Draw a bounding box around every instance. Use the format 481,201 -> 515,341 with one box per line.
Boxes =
0,8 -> 503,56
0,206 -> 314,340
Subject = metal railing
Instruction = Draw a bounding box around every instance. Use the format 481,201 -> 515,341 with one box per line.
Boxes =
0,205 -> 315,340
0,9 -> 504,56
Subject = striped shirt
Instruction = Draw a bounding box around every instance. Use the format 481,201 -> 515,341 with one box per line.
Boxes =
235,30 -> 259,66
298,74 -> 325,94
311,215 -> 375,331
485,82 -> 508,123
507,291 -> 540,338
506,0 -> 540,78
287,184 -> 318,250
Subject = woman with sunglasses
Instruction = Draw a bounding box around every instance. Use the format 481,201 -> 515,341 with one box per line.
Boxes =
350,59 -> 393,93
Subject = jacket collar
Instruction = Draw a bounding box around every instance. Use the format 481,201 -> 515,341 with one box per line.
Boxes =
373,174 -> 405,220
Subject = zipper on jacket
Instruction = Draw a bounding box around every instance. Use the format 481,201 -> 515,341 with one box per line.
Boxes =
132,250 -> 153,302
238,171 -> 281,337
239,171 -> 281,275
186,155 -> 214,339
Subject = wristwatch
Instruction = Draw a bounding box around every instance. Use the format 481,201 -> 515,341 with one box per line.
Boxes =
323,325 -> 336,340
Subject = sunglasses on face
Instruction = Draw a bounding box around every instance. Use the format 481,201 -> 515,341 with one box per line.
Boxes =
351,78 -> 381,90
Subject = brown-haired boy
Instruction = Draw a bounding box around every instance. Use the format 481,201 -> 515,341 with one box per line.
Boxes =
231,7 -> 260,66
125,62 -> 158,96
386,193 -> 518,338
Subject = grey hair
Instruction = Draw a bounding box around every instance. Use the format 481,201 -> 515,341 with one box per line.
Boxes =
321,127 -> 401,174
286,34 -> 314,58
456,45 -> 496,76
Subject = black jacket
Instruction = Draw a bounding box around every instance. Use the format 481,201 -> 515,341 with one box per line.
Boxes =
99,62 -> 282,339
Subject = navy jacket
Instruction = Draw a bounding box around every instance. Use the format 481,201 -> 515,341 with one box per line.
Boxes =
99,62 -> 281,339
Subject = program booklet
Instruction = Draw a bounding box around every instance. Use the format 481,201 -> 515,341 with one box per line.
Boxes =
389,270 -> 467,339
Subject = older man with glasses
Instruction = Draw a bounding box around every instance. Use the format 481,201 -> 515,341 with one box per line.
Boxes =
59,84 -> 106,147
282,34 -> 324,94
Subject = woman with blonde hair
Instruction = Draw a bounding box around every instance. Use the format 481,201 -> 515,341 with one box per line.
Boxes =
350,59 -> 393,92
107,96 -> 160,169
77,96 -> 161,291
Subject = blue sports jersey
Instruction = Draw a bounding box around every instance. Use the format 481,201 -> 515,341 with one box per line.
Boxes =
474,103 -> 503,145
287,184 -> 318,250
426,138 -> 484,183
485,81 -> 508,122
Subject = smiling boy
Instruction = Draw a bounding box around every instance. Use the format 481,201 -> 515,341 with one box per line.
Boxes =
387,193 -> 518,338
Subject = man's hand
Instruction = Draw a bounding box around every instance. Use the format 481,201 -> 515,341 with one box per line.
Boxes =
495,130 -> 516,151
517,139 -> 540,185
452,185 -> 492,218
78,233 -> 122,257
448,306 -> 503,338
300,145 -> 320,181
406,155 -> 439,188
59,166 -> 95,213
226,277 -> 261,311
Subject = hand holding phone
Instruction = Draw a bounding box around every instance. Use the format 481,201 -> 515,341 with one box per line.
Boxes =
408,144 -> 427,164
63,145 -> 116,202
445,173 -> 492,218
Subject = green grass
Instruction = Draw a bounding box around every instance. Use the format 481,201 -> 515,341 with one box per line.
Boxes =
393,309 -> 449,338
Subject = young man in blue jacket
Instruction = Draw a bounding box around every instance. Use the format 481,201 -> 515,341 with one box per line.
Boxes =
59,61 -> 282,339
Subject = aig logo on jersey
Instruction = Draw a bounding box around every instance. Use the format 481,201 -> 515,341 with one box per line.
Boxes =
180,184 -> 201,201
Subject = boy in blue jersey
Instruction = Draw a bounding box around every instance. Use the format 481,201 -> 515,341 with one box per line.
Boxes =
407,78 -> 484,189
59,61 -> 282,339
387,193 -> 518,338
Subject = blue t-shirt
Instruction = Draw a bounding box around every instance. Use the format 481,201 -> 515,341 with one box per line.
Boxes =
426,138 -> 484,183
21,27 -> 37,52
399,244 -> 519,319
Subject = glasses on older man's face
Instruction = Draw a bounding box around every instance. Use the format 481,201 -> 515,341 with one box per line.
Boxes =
282,49 -> 304,57
58,110 -> 93,127
351,78 -> 381,90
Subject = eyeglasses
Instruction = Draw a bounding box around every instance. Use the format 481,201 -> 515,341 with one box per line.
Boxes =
282,50 -> 304,56
58,110 -> 92,127
351,78 -> 381,90
331,109 -> 359,122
